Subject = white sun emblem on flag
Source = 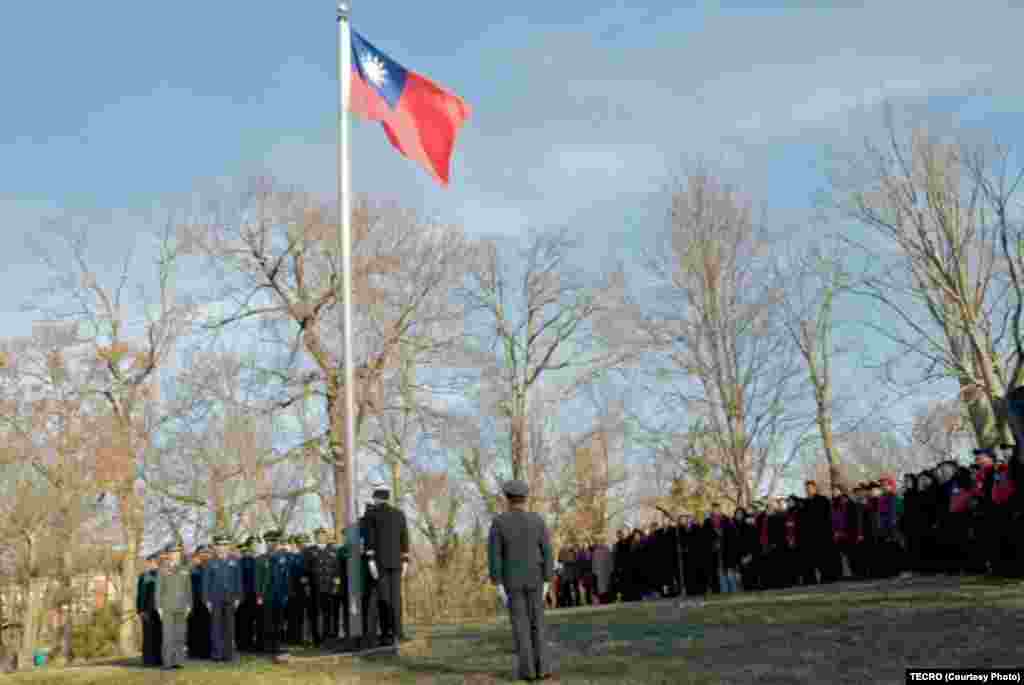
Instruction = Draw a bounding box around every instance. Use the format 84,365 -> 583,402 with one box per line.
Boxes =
362,54 -> 388,87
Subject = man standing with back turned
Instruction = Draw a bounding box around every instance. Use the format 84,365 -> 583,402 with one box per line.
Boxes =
363,483 -> 410,648
488,479 -> 554,682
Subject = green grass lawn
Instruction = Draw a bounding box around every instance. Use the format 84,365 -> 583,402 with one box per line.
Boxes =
9,575 -> 1024,685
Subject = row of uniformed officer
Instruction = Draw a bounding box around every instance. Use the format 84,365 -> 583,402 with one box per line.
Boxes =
137,526 -> 360,666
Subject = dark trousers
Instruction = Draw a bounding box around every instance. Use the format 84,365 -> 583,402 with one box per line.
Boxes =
141,610 -> 162,666
560,577 -> 578,606
684,557 -> 707,596
739,557 -> 760,591
235,597 -> 254,651
287,591 -> 307,643
262,602 -> 287,654
507,586 -> 550,680
187,603 -> 210,658
310,590 -> 329,645
365,569 -> 402,646
992,507 -> 1021,576
802,539 -> 838,583
209,601 -> 237,661
333,591 -> 351,639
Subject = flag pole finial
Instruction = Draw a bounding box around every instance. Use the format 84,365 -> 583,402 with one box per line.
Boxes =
337,1 -> 350,19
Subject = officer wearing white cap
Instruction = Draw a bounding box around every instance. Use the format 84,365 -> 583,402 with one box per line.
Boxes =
362,481 -> 410,648
488,479 -> 554,681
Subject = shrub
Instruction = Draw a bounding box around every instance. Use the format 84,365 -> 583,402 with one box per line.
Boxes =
70,605 -> 120,661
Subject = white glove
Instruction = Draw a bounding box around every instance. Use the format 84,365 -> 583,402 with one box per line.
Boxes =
368,560 -> 379,580
496,585 -> 508,608
157,609 -> 163,620
401,561 -> 408,578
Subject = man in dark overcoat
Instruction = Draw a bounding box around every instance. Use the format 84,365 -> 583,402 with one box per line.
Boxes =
363,484 -> 411,647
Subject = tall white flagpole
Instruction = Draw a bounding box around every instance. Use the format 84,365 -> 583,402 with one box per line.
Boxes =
337,0 -> 363,645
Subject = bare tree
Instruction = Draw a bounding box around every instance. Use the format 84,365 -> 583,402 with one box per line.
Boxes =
180,178 -> 475,534
459,228 -> 634,504
149,349 -> 319,539
0,336 -> 107,663
962,139 -> 1024,397
639,169 -> 804,508
830,104 -> 1018,448
910,398 -> 973,462
834,429 -> 936,482
776,238 -> 854,490
22,212 -> 191,655
409,467 -> 462,577
0,461 -> 58,670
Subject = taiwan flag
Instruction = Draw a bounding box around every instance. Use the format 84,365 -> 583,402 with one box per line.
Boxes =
349,30 -> 471,186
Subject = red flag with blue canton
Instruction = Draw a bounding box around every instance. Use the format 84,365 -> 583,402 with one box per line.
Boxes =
350,30 -> 470,186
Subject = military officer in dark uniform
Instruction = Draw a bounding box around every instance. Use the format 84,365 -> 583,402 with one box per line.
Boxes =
488,479 -> 554,682
187,545 -> 211,659
363,483 -> 411,648
236,536 -> 260,651
285,534 -> 311,644
305,527 -> 342,647
138,553 -> 162,667
256,530 -> 292,658
203,534 -> 243,662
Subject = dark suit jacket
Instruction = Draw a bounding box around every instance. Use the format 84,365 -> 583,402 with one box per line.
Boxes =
364,503 -> 411,570
488,510 -> 553,590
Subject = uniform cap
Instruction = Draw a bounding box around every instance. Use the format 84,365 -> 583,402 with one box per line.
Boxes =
372,485 -> 391,500
263,530 -> 282,543
212,534 -> 232,545
502,479 -> 529,498
294,533 -> 311,544
314,527 -> 329,536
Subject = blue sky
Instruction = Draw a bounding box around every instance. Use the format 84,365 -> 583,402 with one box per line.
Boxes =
4,1 -> 1024,508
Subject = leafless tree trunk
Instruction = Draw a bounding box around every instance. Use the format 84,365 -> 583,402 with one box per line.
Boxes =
830,104 -> 1019,448
776,239 -> 853,490
23,211 -> 190,655
640,169 -> 803,509
460,228 -> 635,506
181,179 -> 473,535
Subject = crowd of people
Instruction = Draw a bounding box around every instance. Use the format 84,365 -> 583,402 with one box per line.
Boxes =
548,445 -> 1022,608
131,443 -> 1023,672
135,485 -> 410,669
